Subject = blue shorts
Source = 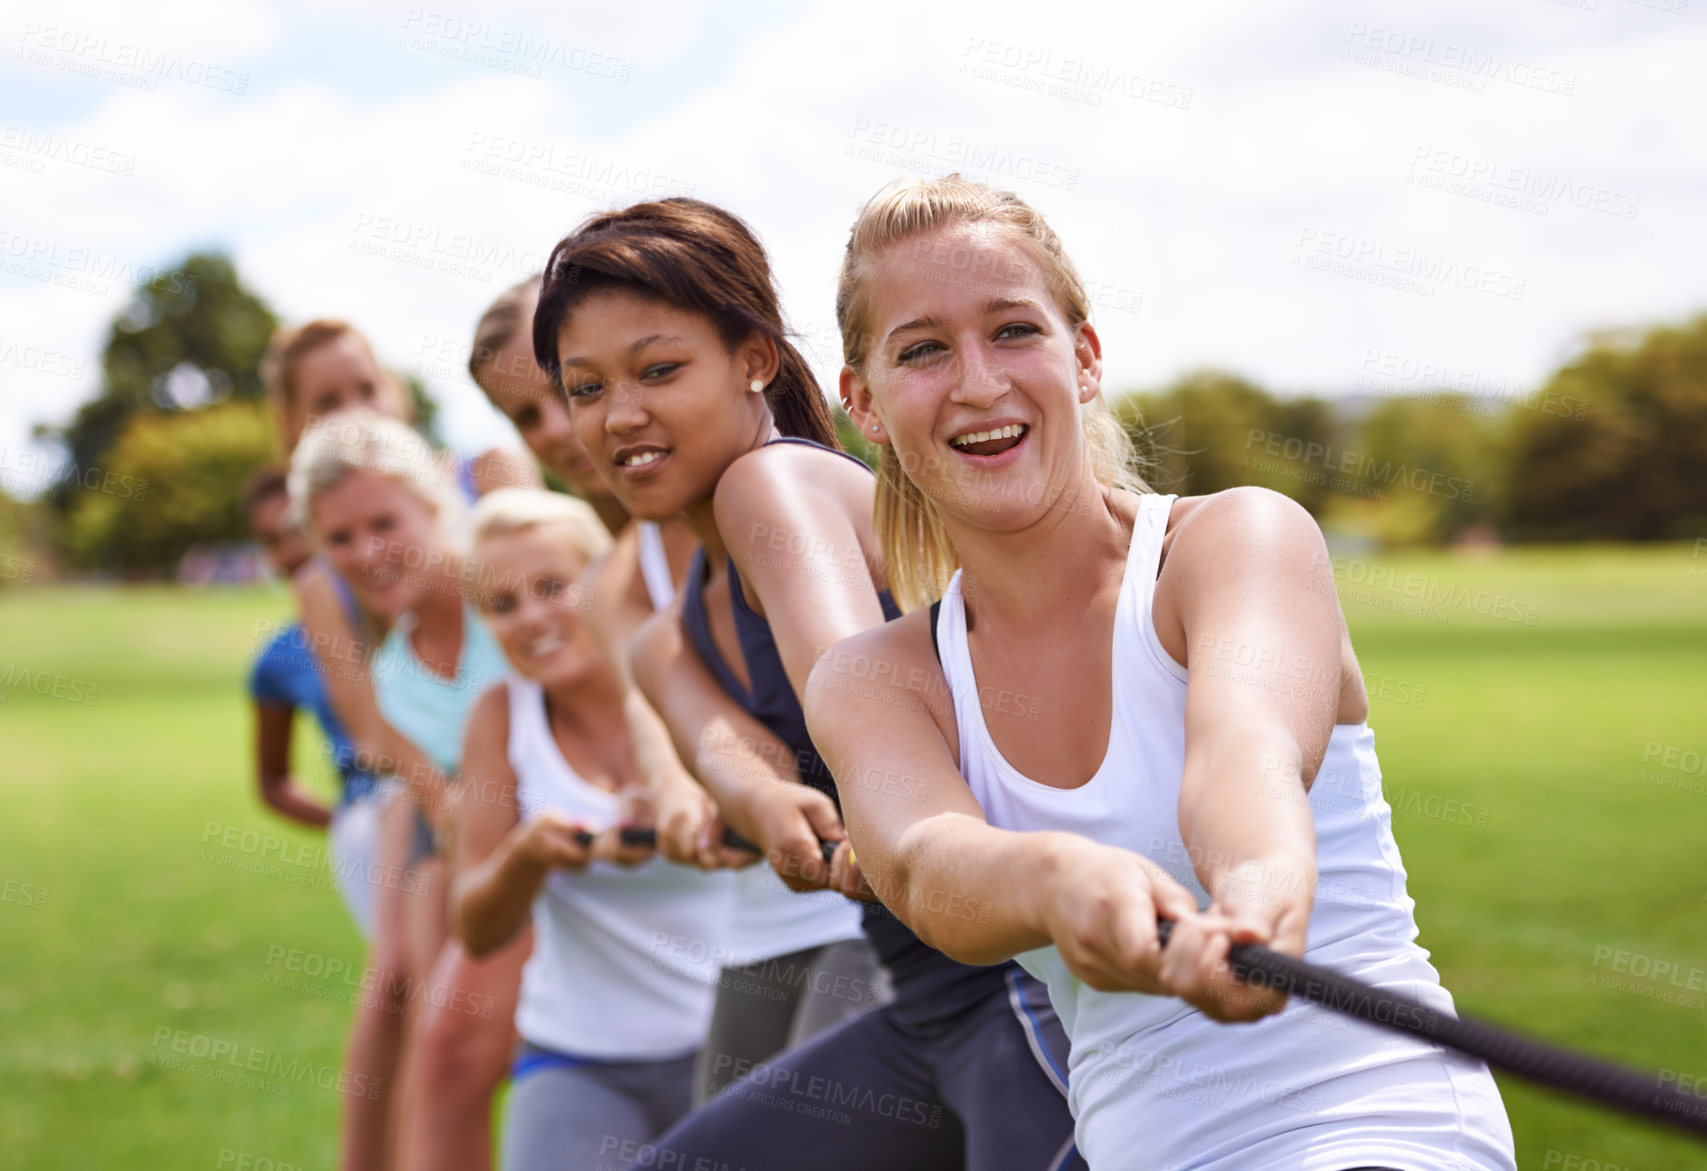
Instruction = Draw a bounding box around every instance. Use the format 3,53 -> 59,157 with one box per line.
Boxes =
623,968 -> 1083,1171
504,1043 -> 696,1171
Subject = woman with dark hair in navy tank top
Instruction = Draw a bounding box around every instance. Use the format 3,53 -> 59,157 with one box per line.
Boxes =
530,198 -> 1083,1171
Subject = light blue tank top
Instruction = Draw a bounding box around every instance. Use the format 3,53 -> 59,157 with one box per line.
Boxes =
371,602 -> 507,774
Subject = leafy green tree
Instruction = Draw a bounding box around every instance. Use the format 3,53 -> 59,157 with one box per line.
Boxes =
1503,317 -> 1707,540
63,401 -> 276,574
402,372 -> 442,449
47,253 -> 277,517
44,252 -> 456,571
0,488 -> 39,585
1121,371 -> 1339,515
1350,395 -> 1501,544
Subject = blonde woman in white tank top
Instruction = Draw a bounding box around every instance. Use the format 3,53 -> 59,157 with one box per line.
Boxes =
454,490 -> 741,1170
805,177 -> 1516,1171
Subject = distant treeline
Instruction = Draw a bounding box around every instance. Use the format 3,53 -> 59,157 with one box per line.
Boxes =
1113,314 -> 1707,545
4,252 -> 1705,580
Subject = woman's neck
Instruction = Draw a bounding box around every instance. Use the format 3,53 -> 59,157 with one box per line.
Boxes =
408,569 -> 465,637
591,494 -> 629,537
948,472 -> 1133,626
542,669 -> 627,751
681,419 -> 781,567
683,496 -> 725,565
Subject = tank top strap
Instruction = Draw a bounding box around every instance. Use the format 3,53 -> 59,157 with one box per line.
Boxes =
505,673 -> 617,820
1123,493 -> 1187,685
935,493 -> 1181,729
328,567 -> 362,630
312,555 -> 372,642
761,435 -> 874,474
505,675 -> 548,814
635,521 -> 676,611
680,549 -> 753,705
505,675 -> 546,746
454,453 -> 481,504
933,570 -> 980,736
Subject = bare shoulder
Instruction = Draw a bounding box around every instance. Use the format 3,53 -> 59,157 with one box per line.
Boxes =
470,679 -> 512,733
809,607 -> 952,729
473,446 -> 540,493
715,442 -> 871,519
1171,486 -> 1318,541
292,557 -> 334,604
584,523 -> 644,620
1151,488 -> 1336,657
1162,487 -> 1325,573
629,598 -> 684,674
292,560 -> 349,632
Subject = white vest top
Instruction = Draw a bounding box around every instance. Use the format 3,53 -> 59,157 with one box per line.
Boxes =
506,676 -> 736,1059
637,522 -> 862,966
636,521 -> 677,614
937,493 -> 1515,1171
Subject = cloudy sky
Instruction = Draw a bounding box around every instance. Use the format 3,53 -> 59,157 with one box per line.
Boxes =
2,0 -> 1703,495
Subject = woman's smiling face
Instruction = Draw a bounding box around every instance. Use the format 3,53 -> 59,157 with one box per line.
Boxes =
554,289 -> 773,521
851,221 -> 1102,532
480,328 -> 611,502
310,469 -> 446,620
475,526 -> 600,691
288,333 -> 408,447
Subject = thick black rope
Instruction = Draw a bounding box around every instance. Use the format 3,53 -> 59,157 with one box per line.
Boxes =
571,825 -> 837,865
1156,919 -> 1707,1140
565,827 -> 1707,1138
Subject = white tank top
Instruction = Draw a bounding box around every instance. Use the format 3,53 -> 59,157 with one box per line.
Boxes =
636,521 -> 676,613
637,521 -> 862,966
937,493 -> 1516,1171
506,676 -> 737,1059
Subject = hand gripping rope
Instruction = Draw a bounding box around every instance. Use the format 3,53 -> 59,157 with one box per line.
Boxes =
1154,918 -> 1707,1140
572,826 -> 1707,1139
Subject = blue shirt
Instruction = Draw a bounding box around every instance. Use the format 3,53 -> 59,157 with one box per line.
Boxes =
248,623 -> 379,805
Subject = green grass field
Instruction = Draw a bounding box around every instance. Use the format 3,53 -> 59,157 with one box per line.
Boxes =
2,543 -> 1705,1170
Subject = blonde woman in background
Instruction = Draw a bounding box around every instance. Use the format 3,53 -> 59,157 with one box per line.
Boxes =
290,408 -> 530,1171
264,321 -> 534,1170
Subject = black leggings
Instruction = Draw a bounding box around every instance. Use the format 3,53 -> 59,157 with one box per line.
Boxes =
694,938 -> 886,1102
632,969 -> 1081,1171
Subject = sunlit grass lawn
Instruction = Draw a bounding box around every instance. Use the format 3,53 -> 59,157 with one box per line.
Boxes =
1,542 -> 1703,1169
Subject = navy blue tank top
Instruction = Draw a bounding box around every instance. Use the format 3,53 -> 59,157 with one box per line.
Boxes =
680,438 -> 1013,1025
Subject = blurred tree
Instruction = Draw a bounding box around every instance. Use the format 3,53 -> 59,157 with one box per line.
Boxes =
401,371 -> 443,449
1503,317 -> 1707,540
63,401 -> 276,575
41,252 -> 455,572
1351,395 -> 1501,544
45,253 -> 278,517
832,406 -> 879,470
1121,371 -> 1338,515
0,488 -> 39,586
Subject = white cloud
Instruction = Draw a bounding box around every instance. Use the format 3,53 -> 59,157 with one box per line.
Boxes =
3,0 -> 1704,494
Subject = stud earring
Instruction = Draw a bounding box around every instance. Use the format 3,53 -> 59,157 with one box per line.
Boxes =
869,423 -> 881,434
749,379 -> 765,394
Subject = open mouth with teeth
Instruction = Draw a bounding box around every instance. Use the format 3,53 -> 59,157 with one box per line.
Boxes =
525,632 -> 566,659
949,423 -> 1029,458
616,447 -> 668,471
